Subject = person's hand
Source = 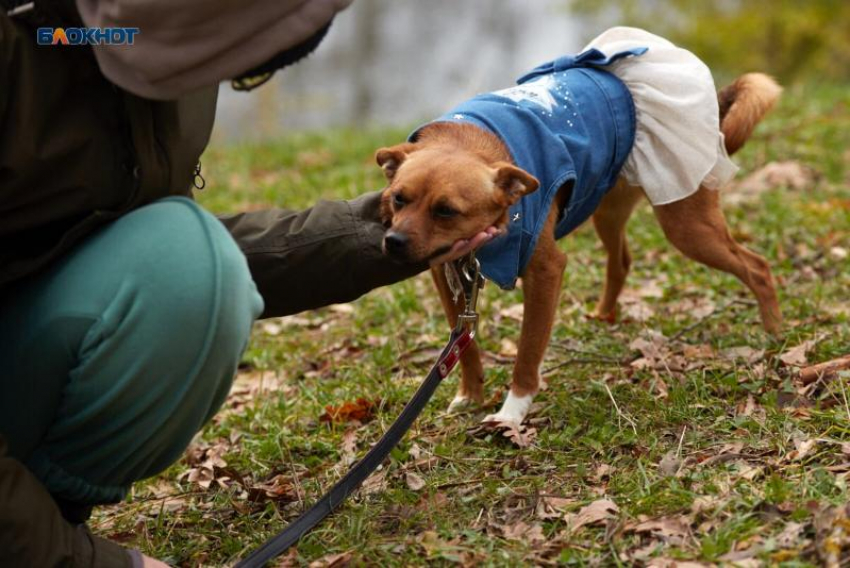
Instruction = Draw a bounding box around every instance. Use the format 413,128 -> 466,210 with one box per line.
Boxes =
429,226 -> 503,267
141,553 -> 171,568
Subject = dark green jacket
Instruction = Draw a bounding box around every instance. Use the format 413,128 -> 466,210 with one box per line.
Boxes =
0,12 -> 217,287
0,11 -> 421,314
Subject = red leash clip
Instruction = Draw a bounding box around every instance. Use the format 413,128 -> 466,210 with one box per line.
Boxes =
437,330 -> 474,378
438,252 -> 484,377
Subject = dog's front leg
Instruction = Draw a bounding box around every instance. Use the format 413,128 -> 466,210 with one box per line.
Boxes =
484,219 -> 566,425
430,265 -> 486,411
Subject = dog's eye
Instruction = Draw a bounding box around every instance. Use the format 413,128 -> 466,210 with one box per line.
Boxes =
433,204 -> 458,219
392,192 -> 408,208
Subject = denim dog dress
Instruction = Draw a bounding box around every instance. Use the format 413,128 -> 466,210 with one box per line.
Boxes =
412,47 -> 643,289
412,28 -> 739,289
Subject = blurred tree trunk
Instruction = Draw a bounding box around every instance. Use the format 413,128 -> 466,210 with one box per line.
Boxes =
351,0 -> 380,126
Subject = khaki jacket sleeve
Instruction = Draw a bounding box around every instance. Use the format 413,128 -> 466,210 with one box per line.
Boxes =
74,0 -> 353,99
220,191 -> 427,318
0,436 -> 132,568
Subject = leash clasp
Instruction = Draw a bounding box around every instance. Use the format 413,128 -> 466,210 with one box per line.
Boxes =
446,252 -> 484,338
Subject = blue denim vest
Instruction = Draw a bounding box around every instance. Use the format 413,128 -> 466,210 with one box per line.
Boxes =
411,47 -> 646,289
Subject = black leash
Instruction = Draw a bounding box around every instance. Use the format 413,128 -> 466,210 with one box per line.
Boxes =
235,254 -> 484,568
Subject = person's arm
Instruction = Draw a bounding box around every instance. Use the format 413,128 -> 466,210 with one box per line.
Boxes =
0,436 -> 134,567
74,0 -> 353,99
220,191 -> 424,318
220,191 -> 497,318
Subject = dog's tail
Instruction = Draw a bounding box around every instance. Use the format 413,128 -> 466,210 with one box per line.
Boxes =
718,73 -> 782,156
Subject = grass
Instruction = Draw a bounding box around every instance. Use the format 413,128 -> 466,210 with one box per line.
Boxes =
93,82 -> 850,566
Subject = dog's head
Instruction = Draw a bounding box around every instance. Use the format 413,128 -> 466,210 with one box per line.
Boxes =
376,142 -> 539,263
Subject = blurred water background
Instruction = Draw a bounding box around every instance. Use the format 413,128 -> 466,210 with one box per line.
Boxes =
212,0 -> 582,143
211,0 -> 850,144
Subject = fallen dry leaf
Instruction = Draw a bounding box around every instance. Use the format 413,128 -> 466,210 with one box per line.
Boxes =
670,297 -> 716,319
620,279 -> 665,301
181,441 -> 231,490
501,520 -> 546,543
812,503 -> 850,567
736,394 -> 759,418
720,346 -> 765,364
499,303 -> 524,321
405,472 -> 426,492
263,315 -> 313,333
593,463 -> 614,482
734,461 -> 764,482
717,548 -> 761,565
775,521 -> 807,549
320,397 -> 379,424
637,279 -> 665,299
224,370 -> 290,418
308,550 -> 352,568
341,428 -> 358,465
361,469 -> 387,496
621,541 -> 665,563
185,466 -> 214,489
658,451 -> 683,477
625,515 -> 691,540
691,495 -> 723,516
328,303 -> 355,315
697,442 -> 746,468
630,332 -> 668,359
416,530 -> 466,558
499,338 -> 518,357
727,160 -> 818,205
682,343 -> 715,360
480,419 -> 538,448
785,438 -> 817,462
622,300 -> 655,322
273,548 -> 300,568
535,495 -> 577,520
779,338 -> 819,367
249,474 -> 296,502
646,559 -> 712,568
564,498 -> 619,533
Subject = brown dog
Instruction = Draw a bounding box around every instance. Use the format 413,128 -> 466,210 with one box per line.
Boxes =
376,73 -> 782,426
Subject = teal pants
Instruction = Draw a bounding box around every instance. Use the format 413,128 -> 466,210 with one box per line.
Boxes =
0,197 -> 263,507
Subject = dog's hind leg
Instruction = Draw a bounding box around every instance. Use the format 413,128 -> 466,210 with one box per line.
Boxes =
483,207 -> 567,425
591,180 -> 644,322
431,265 -> 487,411
653,185 -> 782,334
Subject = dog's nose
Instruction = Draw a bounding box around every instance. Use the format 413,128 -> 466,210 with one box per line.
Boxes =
383,231 -> 409,256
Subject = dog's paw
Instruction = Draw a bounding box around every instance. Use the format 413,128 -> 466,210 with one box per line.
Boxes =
481,391 -> 533,426
587,309 -> 617,324
447,394 -> 476,414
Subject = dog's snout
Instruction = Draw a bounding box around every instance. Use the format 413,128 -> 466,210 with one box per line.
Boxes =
383,231 -> 409,256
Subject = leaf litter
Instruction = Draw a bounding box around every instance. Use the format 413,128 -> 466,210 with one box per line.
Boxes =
92,113 -> 850,566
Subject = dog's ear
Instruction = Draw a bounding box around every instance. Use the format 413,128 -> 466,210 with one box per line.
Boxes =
375,143 -> 416,181
492,162 -> 539,205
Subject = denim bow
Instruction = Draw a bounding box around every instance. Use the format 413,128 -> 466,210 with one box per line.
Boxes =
517,46 -> 648,84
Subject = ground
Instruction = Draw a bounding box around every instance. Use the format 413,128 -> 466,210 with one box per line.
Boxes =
93,83 -> 850,567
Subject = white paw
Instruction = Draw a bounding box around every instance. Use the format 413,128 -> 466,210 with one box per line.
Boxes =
447,394 -> 475,413
482,391 -> 533,426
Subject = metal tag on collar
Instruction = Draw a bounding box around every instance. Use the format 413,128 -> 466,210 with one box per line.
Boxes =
448,252 -> 484,337
445,261 -> 463,304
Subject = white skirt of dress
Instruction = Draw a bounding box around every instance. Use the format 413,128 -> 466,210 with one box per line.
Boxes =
583,27 -> 738,205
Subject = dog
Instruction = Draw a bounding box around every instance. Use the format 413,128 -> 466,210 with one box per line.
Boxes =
374,32 -> 782,426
